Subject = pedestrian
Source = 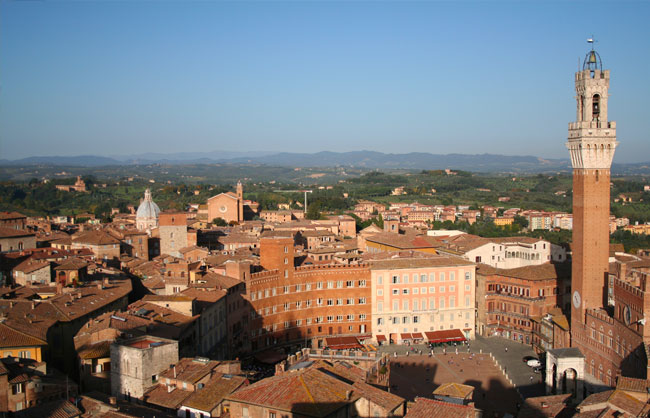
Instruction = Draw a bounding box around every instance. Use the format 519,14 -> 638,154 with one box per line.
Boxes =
505,347 -> 508,353
530,376 -> 534,382
394,351 -> 397,358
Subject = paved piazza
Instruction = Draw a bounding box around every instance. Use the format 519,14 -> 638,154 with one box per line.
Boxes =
380,336 -> 546,416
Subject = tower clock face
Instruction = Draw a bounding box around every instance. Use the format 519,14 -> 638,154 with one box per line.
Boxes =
573,290 -> 581,309
624,305 -> 631,325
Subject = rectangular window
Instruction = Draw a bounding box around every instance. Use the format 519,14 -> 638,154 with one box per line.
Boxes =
360,314 -> 366,320
465,296 -> 470,307
392,275 -> 399,284
403,300 -> 409,310
377,276 -> 383,285
465,284 -> 471,291
450,272 -> 455,281
413,288 -> 419,294
421,274 -> 427,283
413,316 -> 419,323
421,287 -> 427,294
377,289 -> 383,296
359,280 -> 366,287
429,273 -> 435,282
378,301 -> 383,312
429,298 -> 435,309
403,275 -> 409,284
403,288 -> 409,295
450,285 -> 455,292
283,286 -> 289,294
392,289 -> 399,295
440,286 -> 445,292
327,315 -> 333,322
450,296 -> 455,308
429,287 -> 435,293
317,282 -> 323,289
327,281 -> 334,289
465,272 -> 471,280
337,281 -> 343,288
439,297 -> 445,309
306,283 -> 312,291
393,301 -> 399,311
359,297 -> 366,304
377,317 -> 383,325
295,284 -> 301,292
327,299 -> 333,306
413,300 -> 419,310
337,298 -> 343,305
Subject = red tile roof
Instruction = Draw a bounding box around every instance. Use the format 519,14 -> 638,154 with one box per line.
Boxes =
226,368 -> 360,417
405,397 -> 476,418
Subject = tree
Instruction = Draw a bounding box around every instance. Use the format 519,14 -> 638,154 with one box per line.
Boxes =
306,202 -> 322,220
212,217 -> 228,227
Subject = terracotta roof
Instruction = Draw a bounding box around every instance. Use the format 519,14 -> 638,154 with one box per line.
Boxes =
14,399 -> 81,418
370,254 -> 474,270
145,384 -> 193,409
519,393 -> 572,418
0,211 -> 26,220
179,245 -> 209,254
578,389 -> 646,416
433,382 -> 474,399
225,368 -> 361,417
365,232 -> 441,249
0,322 -> 47,348
405,397 -> 477,418
13,258 -> 50,274
616,376 -> 650,393
352,380 -> 404,412
160,357 -> 220,383
195,271 -> 242,290
54,257 -> 88,270
184,373 -> 248,412
143,294 -> 194,302
0,227 -> 35,238
480,263 -> 569,281
72,230 -> 120,246
78,340 -> 112,359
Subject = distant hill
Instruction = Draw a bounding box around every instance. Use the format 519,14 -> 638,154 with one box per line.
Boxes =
2,151 -> 649,174
0,155 -> 122,167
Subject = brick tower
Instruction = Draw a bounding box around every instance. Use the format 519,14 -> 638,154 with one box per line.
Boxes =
567,45 -> 618,330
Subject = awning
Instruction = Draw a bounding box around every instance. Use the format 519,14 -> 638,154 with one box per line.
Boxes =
254,350 -> 287,364
400,333 -> 412,340
411,332 -> 424,339
376,335 -> 387,342
325,336 -> 362,350
424,329 -> 467,343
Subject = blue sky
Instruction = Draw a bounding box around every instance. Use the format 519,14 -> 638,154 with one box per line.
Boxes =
1,1 -> 648,162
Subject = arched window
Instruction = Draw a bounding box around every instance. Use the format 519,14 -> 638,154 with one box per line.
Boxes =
592,94 -> 600,121
18,242 -> 23,250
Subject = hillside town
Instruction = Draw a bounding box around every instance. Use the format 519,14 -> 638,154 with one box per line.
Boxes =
3,4 -> 650,414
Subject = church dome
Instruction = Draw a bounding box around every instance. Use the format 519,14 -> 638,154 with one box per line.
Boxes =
136,189 -> 160,220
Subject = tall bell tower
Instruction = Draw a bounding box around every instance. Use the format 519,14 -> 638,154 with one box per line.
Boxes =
567,43 -> 618,330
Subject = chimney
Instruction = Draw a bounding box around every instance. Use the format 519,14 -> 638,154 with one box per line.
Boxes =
97,283 -> 103,290
109,396 -> 117,405
541,402 -> 549,409
173,365 -> 176,378
31,302 -> 35,310
56,283 -> 63,295
345,390 -> 352,400
9,302 -> 14,308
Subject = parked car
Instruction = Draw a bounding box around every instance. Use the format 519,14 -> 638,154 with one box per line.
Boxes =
527,359 -> 542,368
522,356 -> 537,363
